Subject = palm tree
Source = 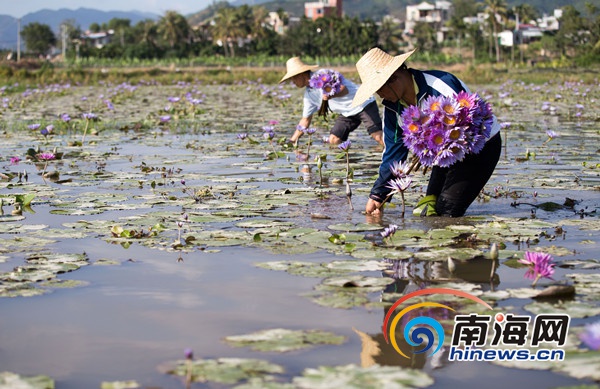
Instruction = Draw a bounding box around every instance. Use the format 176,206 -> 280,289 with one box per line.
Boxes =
157,10 -> 191,49
512,4 -> 539,25
484,0 -> 507,62
250,6 -> 270,41
213,7 -> 245,57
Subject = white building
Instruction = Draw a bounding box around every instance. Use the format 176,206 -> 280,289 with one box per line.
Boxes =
405,1 -> 453,34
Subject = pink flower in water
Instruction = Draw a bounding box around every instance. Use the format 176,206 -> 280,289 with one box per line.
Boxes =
10,156 -> 21,165
580,321 -> 600,351
36,152 -> 56,161
518,251 -> 555,286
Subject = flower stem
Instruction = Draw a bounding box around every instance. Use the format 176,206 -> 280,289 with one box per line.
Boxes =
531,274 -> 541,287
400,191 -> 405,218
82,119 -> 89,144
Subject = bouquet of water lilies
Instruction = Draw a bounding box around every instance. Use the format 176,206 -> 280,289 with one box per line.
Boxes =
401,91 -> 494,168
309,69 -> 344,119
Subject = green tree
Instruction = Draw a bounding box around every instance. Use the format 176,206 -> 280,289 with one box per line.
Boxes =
378,16 -> 404,54
452,0 -> 481,20
89,23 -> 101,33
106,18 -> 132,46
511,4 -> 539,25
413,21 -> 437,52
127,19 -> 161,59
21,22 -> 57,56
157,10 -> 191,49
212,6 -> 245,57
484,0 -> 507,62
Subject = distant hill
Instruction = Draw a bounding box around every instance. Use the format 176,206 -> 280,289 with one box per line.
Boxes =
0,7 -> 158,50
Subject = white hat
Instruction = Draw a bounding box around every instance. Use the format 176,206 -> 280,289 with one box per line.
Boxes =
279,57 -> 318,83
352,48 -> 417,107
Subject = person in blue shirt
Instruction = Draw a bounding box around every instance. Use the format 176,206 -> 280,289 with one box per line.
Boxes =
352,47 -> 502,217
280,57 -> 384,146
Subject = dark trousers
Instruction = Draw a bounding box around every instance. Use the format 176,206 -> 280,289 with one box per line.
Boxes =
427,133 -> 502,217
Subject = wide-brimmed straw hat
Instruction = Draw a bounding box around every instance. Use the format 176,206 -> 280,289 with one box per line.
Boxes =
351,48 -> 417,107
279,57 -> 318,83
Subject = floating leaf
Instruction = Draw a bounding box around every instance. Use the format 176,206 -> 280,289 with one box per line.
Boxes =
161,357 -> 284,385
0,371 -> 54,389
224,328 -> 346,352
292,364 -> 434,389
100,380 -> 140,389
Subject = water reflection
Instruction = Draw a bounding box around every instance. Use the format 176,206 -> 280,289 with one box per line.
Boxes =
354,256 -> 499,372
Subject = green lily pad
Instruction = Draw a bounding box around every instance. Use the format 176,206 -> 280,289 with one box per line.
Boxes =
327,223 -> 383,232
162,357 -> 284,385
292,364 -> 434,389
233,377 -> 296,389
224,328 -> 346,352
100,380 -> 140,389
0,371 -> 54,388
524,300 -> 600,318
321,275 -> 395,288
255,261 -> 350,278
0,282 -> 48,298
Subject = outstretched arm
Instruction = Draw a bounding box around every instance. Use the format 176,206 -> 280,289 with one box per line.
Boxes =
290,115 -> 312,143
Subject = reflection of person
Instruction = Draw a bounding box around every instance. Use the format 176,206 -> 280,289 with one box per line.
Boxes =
280,57 -> 384,146
354,256 -> 499,370
351,48 -> 502,217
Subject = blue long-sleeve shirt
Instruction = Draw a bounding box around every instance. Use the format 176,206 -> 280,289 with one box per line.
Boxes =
369,69 -> 472,202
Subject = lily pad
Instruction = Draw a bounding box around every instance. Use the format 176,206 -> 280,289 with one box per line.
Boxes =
100,380 -> 140,389
224,328 -> 346,352
162,357 -> 284,385
292,364 -> 434,389
0,371 -> 54,389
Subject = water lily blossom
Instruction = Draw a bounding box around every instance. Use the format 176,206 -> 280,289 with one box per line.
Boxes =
518,251 -> 555,286
579,321 -> 600,351
401,92 -> 493,168
380,224 -> 399,240
36,152 -> 56,161
338,140 -> 351,152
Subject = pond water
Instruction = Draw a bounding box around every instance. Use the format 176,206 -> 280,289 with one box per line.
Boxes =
0,76 -> 599,388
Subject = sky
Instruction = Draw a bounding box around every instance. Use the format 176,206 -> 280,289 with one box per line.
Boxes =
1,0 -> 217,17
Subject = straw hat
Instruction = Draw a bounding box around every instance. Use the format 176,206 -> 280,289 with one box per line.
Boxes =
351,48 -> 417,107
279,57 -> 318,83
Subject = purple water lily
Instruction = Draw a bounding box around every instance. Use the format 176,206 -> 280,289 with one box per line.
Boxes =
380,224 -> 399,240
580,321 -> 600,351
401,92 -> 493,168
338,140 -> 351,152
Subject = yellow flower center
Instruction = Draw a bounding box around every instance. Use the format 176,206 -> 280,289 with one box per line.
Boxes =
443,116 -> 456,126
408,123 -> 419,133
